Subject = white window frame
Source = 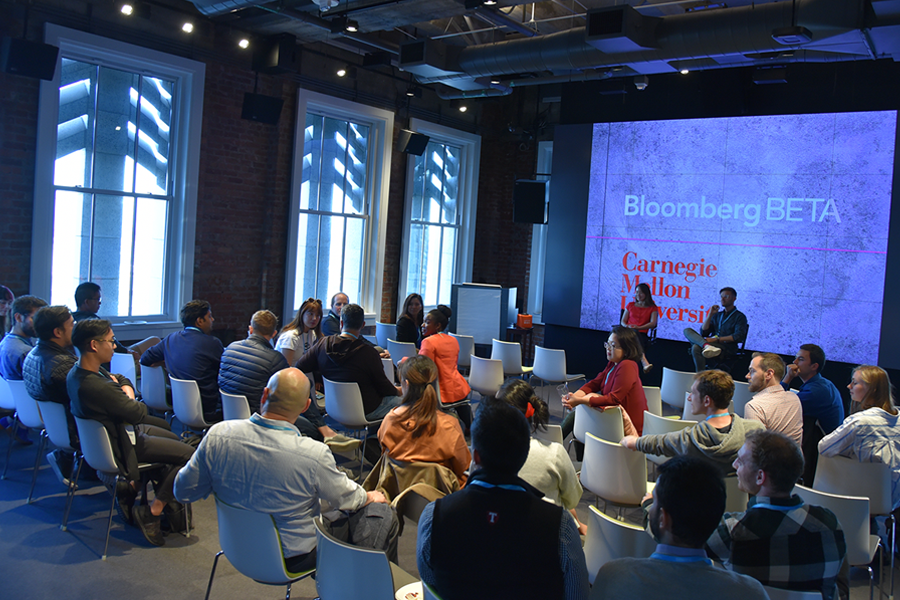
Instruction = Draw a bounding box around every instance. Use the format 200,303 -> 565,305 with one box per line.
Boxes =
30,24 -> 205,340
398,118 -> 481,314
527,141 -> 552,324
285,90 -> 394,321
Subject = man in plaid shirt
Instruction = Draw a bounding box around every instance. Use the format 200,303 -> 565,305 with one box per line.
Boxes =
706,430 -> 847,599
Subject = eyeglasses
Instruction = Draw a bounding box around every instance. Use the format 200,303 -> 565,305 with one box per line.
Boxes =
93,337 -> 117,346
304,298 -> 322,305
603,342 -> 619,350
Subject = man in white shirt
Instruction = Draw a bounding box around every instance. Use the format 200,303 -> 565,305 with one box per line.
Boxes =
744,352 -> 803,446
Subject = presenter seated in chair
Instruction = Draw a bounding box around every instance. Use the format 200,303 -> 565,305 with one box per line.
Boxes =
683,287 -> 748,372
395,293 -> 423,346
620,283 -> 657,373
175,367 -> 399,572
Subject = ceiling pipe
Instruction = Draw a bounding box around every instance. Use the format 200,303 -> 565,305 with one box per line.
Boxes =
470,7 -> 538,37
256,4 -> 400,54
436,86 -> 513,99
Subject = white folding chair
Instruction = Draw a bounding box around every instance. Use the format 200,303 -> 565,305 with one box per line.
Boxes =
467,356 -> 504,399
660,367 -> 695,410
732,380 -> 753,417
640,411 -> 693,467
140,365 -> 171,420
314,517 -> 417,599
375,322 -> 396,350
723,474 -> 749,513
572,404 -> 624,444
449,333 -> 474,374
220,390 -> 251,421
170,377 -> 212,432
323,378 -> 383,481
0,376 -> 14,412
35,400 -> 81,529
3,380 -> 44,486
387,339 -> 417,367
532,424 -> 564,446
643,386 -> 662,417
205,497 -> 314,600
109,352 -> 136,387
762,585 -> 824,599
583,504 -> 655,585
491,339 -> 533,378
530,346 -> 585,403
382,357 -> 395,385
581,431 -> 653,517
795,484 -> 882,600
363,335 -> 378,346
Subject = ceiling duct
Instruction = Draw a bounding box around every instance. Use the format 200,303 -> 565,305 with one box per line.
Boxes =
585,5 -> 661,53
399,38 -> 464,78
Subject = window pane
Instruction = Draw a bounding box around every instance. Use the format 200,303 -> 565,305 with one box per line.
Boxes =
131,197 -> 168,315
302,114 -> 323,211
50,190 -> 88,306
440,227 -> 456,305
132,77 -> 174,195
56,59 -> 96,188
93,66 -> 141,193
421,225 -> 443,306
342,217 -> 365,305
442,145 -> 460,225
405,223 -> 425,299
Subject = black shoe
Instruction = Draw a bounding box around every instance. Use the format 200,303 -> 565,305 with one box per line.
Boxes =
115,481 -> 137,526
133,505 -> 165,547
162,501 -> 191,534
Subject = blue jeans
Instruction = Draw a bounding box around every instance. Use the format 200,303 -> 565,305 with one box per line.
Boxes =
366,395 -> 403,421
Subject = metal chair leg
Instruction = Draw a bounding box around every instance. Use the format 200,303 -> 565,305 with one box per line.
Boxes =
358,427 -> 369,483
61,453 -> 85,531
285,582 -> 292,600
2,415 -> 19,479
102,475 -> 120,560
204,550 -> 224,600
27,430 -> 48,503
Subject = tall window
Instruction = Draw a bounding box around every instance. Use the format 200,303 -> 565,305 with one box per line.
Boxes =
400,119 -> 480,310
33,25 -> 204,335
286,91 -> 394,315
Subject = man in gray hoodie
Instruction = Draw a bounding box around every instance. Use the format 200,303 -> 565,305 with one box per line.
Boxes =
621,369 -> 764,475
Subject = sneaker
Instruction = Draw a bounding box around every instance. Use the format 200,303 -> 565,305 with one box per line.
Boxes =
133,505 -> 165,547
702,344 -> 722,358
46,451 -> 75,489
115,480 -> 137,526
324,433 -> 362,453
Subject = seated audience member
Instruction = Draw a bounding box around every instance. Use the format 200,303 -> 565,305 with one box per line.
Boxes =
377,356 -> 470,487
782,344 -> 845,484
592,456 -> 768,600
0,285 -> 13,338
418,305 -> 472,430
320,292 -> 349,337
140,300 -> 224,423
175,368 -> 399,572
23,306 -> 79,484
68,319 -> 195,546
744,352 -> 803,445
819,365 -> 900,510
707,430 -> 846,599
275,298 -> 323,366
295,303 -> 401,421
71,282 -> 158,359
0,295 -> 47,444
0,295 -> 47,380
562,325 -> 648,459
683,287 -> 748,372
621,370 -> 764,475
395,293 -> 423,345
417,400 -> 589,600
620,283 -> 657,373
497,379 -> 586,535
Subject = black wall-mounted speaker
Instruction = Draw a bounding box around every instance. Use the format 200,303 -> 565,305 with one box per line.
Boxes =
241,92 -> 284,125
1,37 -> 59,81
398,129 -> 430,156
513,180 -> 548,224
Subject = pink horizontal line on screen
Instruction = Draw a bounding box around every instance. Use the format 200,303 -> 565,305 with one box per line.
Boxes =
587,236 -> 887,255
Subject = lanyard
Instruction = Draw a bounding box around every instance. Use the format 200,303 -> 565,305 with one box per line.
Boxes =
705,412 -> 731,421
468,480 -> 526,493
250,414 -> 300,435
650,552 -> 713,566
717,309 -> 735,331
604,363 -> 617,389
751,500 -> 805,512
185,327 -> 202,333
342,332 -> 359,340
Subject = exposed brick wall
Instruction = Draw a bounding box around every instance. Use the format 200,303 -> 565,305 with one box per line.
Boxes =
381,125 -> 409,323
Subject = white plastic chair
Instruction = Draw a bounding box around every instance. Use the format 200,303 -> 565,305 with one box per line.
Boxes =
220,390 -> 251,421
205,497 -> 314,600
170,377 -> 212,431
491,339 -> 533,378
732,380 -> 753,417
639,411 -> 693,467
109,352 -> 136,387
532,424 -> 564,446
681,401 -> 702,422
314,517 -> 417,599
387,339 -> 418,367
795,484 -> 882,599
572,404 -> 624,443
140,365 -> 170,418
3,380 -> 44,485
449,333 -> 474,373
0,376 -> 16,411
323,378 -> 382,481
581,432 -> 653,514
583,504 -> 655,585
423,582 -> 443,600
382,357 -> 395,385
467,356 -> 504,399
363,334 -> 378,346
530,346 -> 585,403
723,474 -> 749,513
375,322 -> 396,350
35,400 -> 81,529
762,585 -> 824,599
643,386 -> 662,417
660,367 -> 695,410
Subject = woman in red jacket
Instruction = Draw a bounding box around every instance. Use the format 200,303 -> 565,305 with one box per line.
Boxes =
561,325 -> 648,459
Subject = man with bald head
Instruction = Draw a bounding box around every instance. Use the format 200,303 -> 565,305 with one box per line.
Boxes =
174,368 -> 399,572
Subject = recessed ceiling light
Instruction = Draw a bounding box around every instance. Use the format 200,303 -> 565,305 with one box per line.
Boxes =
115,125 -> 121,131
345,20 -> 359,33
459,105 -> 468,113
484,0 -> 497,5
337,68 -> 347,77
182,22 -> 194,33
680,68 -> 690,74
238,38 -> 250,49
120,4 -> 134,15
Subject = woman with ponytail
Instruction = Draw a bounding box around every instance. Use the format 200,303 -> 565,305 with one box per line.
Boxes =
496,379 -> 586,534
377,355 -> 471,486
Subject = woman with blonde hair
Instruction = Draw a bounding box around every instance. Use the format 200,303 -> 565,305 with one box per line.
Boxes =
819,365 -> 900,508
377,355 -> 470,486
276,298 -> 323,365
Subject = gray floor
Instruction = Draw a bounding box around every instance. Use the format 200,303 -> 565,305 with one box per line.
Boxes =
0,393 -> 893,599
